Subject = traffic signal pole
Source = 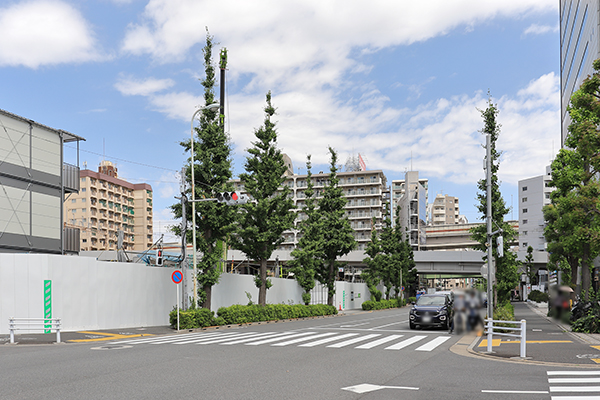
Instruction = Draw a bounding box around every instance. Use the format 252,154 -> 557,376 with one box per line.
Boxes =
486,133 -> 494,337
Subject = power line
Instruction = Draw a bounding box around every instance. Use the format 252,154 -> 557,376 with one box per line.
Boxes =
66,145 -> 179,172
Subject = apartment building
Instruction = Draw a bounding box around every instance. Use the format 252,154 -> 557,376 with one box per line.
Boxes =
429,194 -> 460,225
560,0 -> 600,146
518,166 -> 552,252
396,171 -> 427,251
232,169 -> 388,252
64,161 -> 153,252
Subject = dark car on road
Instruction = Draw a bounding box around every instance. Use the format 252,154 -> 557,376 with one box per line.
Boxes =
409,293 -> 453,330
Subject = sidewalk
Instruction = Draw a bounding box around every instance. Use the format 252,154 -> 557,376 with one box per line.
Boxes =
469,301 -> 600,366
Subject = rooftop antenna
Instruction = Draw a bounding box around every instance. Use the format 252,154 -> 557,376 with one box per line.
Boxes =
410,151 -> 413,171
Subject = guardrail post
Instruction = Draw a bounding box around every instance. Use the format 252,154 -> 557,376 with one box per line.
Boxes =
56,319 -> 61,343
520,319 -> 526,358
487,318 -> 493,353
9,317 -> 15,344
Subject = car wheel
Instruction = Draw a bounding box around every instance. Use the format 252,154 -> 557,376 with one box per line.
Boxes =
409,321 -> 416,330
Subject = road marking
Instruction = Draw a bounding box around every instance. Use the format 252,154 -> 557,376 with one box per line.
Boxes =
385,335 -> 426,350
162,332 -> 241,345
368,321 -> 407,330
481,390 -> 549,394
272,332 -> 337,346
550,386 -> 600,392
70,331 -> 149,343
355,334 -> 403,349
245,332 -> 316,346
327,334 -> 381,348
112,331 -> 225,345
479,339 -> 572,347
548,378 -> 600,384
192,332 -> 269,345
592,346 -> 600,351
549,397 -> 600,400
415,336 -> 451,351
220,332 -> 293,345
299,333 -> 358,347
340,322 -> 370,328
548,372 -> 600,376
342,383 -> 418,394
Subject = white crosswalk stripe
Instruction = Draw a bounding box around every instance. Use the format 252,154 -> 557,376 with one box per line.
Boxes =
110,330 -> 453,352
547,370 -> 600,400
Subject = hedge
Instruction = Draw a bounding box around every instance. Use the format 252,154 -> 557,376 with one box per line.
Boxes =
528,290 -> 549,303
362,298 -> 405,311
169,303 -> 337,329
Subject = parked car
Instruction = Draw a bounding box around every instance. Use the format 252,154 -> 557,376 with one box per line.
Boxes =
409,293 -> 453,330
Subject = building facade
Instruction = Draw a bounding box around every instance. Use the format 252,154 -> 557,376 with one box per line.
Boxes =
232,169 -> 388,252
518,166 -> 553,252
396,171 -> 427,251
560,0 -> 600,146
0,109 -> 84,254
64,161 -> 153,252
429,194 -> 460,225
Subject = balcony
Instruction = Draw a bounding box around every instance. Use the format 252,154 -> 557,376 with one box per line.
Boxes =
63,163 -> 80,193
63,226 -> 80,253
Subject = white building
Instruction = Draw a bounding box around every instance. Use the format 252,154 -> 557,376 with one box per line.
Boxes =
518,166 -> 552,252
396,171 -> 427,251
429,194 -> 460,226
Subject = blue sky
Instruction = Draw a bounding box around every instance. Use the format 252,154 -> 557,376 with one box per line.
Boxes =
0,0 -> 560,241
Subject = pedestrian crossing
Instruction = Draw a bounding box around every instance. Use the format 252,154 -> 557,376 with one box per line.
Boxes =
547,370 -> 600,400
110,330 -> 452,352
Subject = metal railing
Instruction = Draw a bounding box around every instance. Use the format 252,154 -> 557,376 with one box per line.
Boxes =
9,317 -> 62,344
484,318 -> 526,358
62,162 -> 80,192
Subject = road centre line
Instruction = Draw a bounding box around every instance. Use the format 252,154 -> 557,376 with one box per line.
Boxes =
548,378 -> 600,384
549,396 -> 600,400
548,371 -> 600,376
369,321 -> 406,330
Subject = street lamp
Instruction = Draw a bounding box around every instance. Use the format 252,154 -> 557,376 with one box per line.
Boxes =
190,102 -> 220,307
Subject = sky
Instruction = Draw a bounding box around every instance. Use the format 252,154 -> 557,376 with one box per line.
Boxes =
0,0 -> 560,242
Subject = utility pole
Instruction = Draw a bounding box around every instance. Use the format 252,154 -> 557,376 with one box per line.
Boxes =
486,133 -> 494,323
179,168 -> 188,309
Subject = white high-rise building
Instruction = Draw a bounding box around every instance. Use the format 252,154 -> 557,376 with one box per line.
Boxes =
518,166 -> 552,252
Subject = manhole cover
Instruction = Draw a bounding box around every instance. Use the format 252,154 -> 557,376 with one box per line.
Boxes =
91,345 -> 132,350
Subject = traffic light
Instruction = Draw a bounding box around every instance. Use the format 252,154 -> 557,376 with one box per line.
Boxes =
216,191 -> 249,205
156,249 -> 164,266
496,235 -> 504,258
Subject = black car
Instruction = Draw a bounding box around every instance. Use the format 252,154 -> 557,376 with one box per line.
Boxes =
409,294 -> 452,330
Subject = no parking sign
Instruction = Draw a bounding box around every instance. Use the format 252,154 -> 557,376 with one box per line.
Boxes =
172,270 -> 183,284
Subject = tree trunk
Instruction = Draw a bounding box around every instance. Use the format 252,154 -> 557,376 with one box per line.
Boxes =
327,260 -> 335,306
202,283 -> 212,310
582,244 -> 591,301
259,258 -> 267,306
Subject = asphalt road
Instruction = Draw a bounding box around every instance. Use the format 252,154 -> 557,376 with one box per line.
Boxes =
1,307 -> 598,399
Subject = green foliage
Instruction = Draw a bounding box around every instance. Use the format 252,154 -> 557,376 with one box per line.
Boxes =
408,296 -> 417,304
289,155 -> 319,302
254,275 -> 273,290
470,96 -> 520,305
493,302 -> 517,332
169,308 -> 215,329
313,147 -> 357,306
361,299 -> 404,310
232,92 -> 295,306
169,30 -> 235,309
572,287 -> 600,333
528,290 -> 549,303
216,304 -> 337,324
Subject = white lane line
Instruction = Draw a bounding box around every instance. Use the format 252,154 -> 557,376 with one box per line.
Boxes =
385,335 -> 426,350
327,334 -> 381,348
548,378 -> 600,384
550,396 -> 600,400
111,332 -> 222,344
245,332 -> 317,346
369,321 -> 406,330
481,390 -> 549,394
548,371 -> 600,376
299,333 -> 358,347
415,336 -> 451,351
340,322 -> 370,328
355,335 -> 403,349
550,386 -> 600,392
220,332 -> 293,345
342,383 -> 419,393
272,333 -> 337,346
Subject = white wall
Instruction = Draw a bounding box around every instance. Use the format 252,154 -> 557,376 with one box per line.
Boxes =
0,254 -> 371,334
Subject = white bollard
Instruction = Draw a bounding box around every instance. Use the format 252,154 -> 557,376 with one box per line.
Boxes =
9,317 -> 14,344
56,319 -> 61,343
520,319 -> 526,358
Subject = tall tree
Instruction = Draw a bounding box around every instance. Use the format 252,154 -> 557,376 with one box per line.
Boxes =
362,220 -> 384,302
315,147 -> 357,306
289,155 -> 319,305
544,59 -> 600,299
171,31 -> 235,309
232,91 -> 295,306
470,96 -> 520,305
524,245 -> 536,288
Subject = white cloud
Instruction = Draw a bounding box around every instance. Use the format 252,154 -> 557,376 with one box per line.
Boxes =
524,23 -> 558,35
115,75 -> 175,96
0,0 -> 104,68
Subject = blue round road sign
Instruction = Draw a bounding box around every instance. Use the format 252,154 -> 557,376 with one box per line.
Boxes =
172,270 -> 183,284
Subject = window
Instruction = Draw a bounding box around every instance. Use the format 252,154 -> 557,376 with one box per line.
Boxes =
522,208 -> 527,213
81,188 -> 86,192
522,197 -> 527,203
522,219 -> 528,224
545,193 -> 550,199
71,199 -> 76,203
523,242 -> 528,247
81,178 -> 86,183
522,231 -> 528,236
82,208 -> 87,213
82,198 -> 87,203
522,186 -> 527,191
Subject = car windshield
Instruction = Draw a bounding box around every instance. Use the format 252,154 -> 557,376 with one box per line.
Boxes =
416,296 -> 446,306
